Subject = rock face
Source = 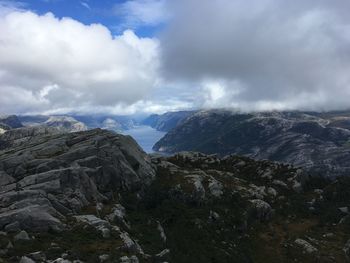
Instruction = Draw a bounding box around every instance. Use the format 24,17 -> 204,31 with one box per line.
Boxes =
142,111 -> 195,132
0,129 -> 154,233
154,110 -> 350,177
0,126 -> 62,150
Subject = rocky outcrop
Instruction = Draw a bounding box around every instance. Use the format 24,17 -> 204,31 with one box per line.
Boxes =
249,199 -> 273,222
294,238 -> 318,253
0,129 -> 155,233
0,126 -> 62,150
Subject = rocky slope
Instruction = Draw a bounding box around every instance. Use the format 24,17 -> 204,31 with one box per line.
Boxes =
0,129 -> 349,262
0,129 -> 155,262
154,110 -> 350,177
0,116 -> 23,131
0,126 -> 62,150
142,111 -> 195,132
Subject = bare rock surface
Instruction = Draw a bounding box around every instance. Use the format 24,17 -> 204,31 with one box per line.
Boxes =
0,129 -> 155,232
0,129 -> 349,262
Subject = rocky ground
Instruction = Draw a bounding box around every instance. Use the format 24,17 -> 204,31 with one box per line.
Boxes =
0,129 -> 349,262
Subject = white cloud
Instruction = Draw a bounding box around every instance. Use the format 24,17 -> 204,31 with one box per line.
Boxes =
201,79 -> 243,108
37,99 -> 193,116
0,11 -> 160,114
80,2 -> 91,10
3,0 -> 350,115
0,0 -> 26,15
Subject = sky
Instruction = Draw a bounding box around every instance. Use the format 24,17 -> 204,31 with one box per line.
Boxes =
1,0 -> 350,115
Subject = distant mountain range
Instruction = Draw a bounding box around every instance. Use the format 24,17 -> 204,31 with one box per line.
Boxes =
19,114 -> 137,131
5,110 -> 350,178
72,115 -> 137,130
153,110 -> 350,177
15,112 -> 191,134
0,115 -> 23,133
141,111 -> 195,132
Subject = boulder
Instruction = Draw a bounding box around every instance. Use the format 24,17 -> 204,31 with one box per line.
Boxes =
249,199 -> 273,222
14,230 -> 30,241
208,178 -> 223,197
74,215 -> 111,238
295,238 -> 318,253
106,204 -> 130,229
120,255 -> 139,263
119,232 -> 143,254
19,256 -> 36,263
99,254 -> 110,262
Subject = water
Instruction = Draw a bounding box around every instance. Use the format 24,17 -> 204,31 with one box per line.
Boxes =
122,125 -> 166,153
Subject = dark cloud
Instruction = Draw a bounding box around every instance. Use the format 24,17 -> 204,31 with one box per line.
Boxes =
160,0 -> 350,111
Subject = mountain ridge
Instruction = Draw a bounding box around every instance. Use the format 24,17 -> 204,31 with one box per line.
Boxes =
153,110 -> 350,177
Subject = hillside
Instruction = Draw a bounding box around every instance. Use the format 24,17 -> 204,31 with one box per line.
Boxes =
142,111 -> 195,132
154,110 -> 350,177
0,115 -> 23,131
0,129 -> 348,262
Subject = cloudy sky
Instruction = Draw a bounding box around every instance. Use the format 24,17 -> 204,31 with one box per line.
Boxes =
1,0 -> 350,115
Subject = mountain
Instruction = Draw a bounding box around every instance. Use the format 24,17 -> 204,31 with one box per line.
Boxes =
0,115 -> 23,131
142,111 -> 195,132
100,117 -> 136,131
18,115 -> 87,132
0,128 -> 349,262
19,114 -> 137,131
44,116 -> 87,132
153,110 -> 350,177
18,115 -> 50,127
20,115 -> 87,131
73,115 -> 137,130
